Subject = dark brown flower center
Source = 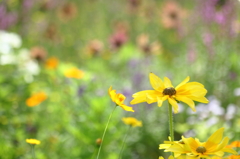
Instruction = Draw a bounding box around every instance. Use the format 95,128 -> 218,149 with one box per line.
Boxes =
162,87 -> 176,96
196,146 -> 206,154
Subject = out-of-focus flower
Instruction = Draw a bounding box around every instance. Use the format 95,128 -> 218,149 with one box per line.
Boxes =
64,68 -> 84,79
58,2 -> 78,21
0,30 -> 22,54
86,40 -> 104,56
45,57 -> 59,69
108,86 -> 134,112
160,127 -> 238,158
227,155 -> 240,159
122,117 -> 142,127
96,138 -> 102,146
227,141 -> 240,148
136,34 -> 162,55
26,92 -> 47,107
30,46 -> 47,62
109,30 -> 128,50
160,1 -> 187,29
130,73 -> 208,113
233,88 -> 240,96
44,24 -> 59,41
128,0 -> 141,11
26,139 -> 41,145
0,4 -> 18,30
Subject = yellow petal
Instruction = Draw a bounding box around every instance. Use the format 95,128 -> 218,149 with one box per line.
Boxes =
131,90 -> 159,105
182,137 -> 199,154
119,104 -> 135,112
205,128 -> 224,150
187,95 -> 209,103
164,77 -> 174,88
222,148 -> 238,155
175,95 -> 196,112
214,137 -> 229,152
175,76 -> 190,90
168,98 -> 179,113
149,73 -> 165,91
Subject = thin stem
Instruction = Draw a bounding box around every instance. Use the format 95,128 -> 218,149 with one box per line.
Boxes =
96,106 -> 117,159
118,126 -> 132,159
168,102 -> 174,156
31,145 -> 36,159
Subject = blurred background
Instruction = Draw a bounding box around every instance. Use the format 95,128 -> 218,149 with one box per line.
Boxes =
0,0 -> 240,158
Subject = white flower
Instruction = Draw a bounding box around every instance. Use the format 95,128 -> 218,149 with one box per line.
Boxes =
0,30 -> 22,54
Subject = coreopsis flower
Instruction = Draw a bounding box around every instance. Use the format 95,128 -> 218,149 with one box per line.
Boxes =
26,139 -> 41,145
122,117 -> 142,127
130,73 -> 208,113
159,156 -> 197,159
227,155 -> 240,159
45,57 -> 58,69
160,128 -> 238,158
64,68 -> 84,79
26,92 -> 47,107
108,86 -> 134,112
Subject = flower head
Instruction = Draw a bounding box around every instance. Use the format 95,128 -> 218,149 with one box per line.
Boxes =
45,57 -> 59,69
108,86 -> 134,112
160,128 -> 238,158
30,46 -> 47,62
26,139 -> 41,145
122,117 -> 142,127
64,68 -> 84,79
26,92 -> 47,107
227,141 -> 240,148
130,73 -> 208,113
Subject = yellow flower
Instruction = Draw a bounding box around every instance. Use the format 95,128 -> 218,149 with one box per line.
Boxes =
159,156 -> 197,159
45,57 -> 59,69
64,68 -> 84,79
130,73 -> 208,113
26,92 -> 47,107
108,86 -> 134,112
160,128 -> 238,158
122,117 -> 142,127
26,139 -> 41,145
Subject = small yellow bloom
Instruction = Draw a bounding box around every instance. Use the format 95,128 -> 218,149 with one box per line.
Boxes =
64,67 -> 84,79
45,57 -> 59,69
122,117 -> 142,127
26,139 -> 41,145
130,73 -> 209,113
108,86 -> 134,112
160,128 -> 238,158
26,92 -> 47,107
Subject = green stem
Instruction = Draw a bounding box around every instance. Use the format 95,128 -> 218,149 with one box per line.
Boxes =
31,145 -> 36,159
118,126 -> 132,159
168,102 -> 174,156
96,106 -> 117,159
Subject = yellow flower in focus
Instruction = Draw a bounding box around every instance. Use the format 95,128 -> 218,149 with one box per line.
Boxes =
122,117 -> 142,127
26,92 -> 47,107
108,86 -> 134,112
160,128 -> 238,158
26,139 -> 41,145
64,68 -> 84,79
45,57 -> 59,69
130,73 -> 208,113
159,156 -> 197,159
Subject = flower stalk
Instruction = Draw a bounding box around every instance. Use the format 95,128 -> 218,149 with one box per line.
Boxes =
168,102 -> 174,157
96,106 -> 117,159
118,126 -> 132,159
